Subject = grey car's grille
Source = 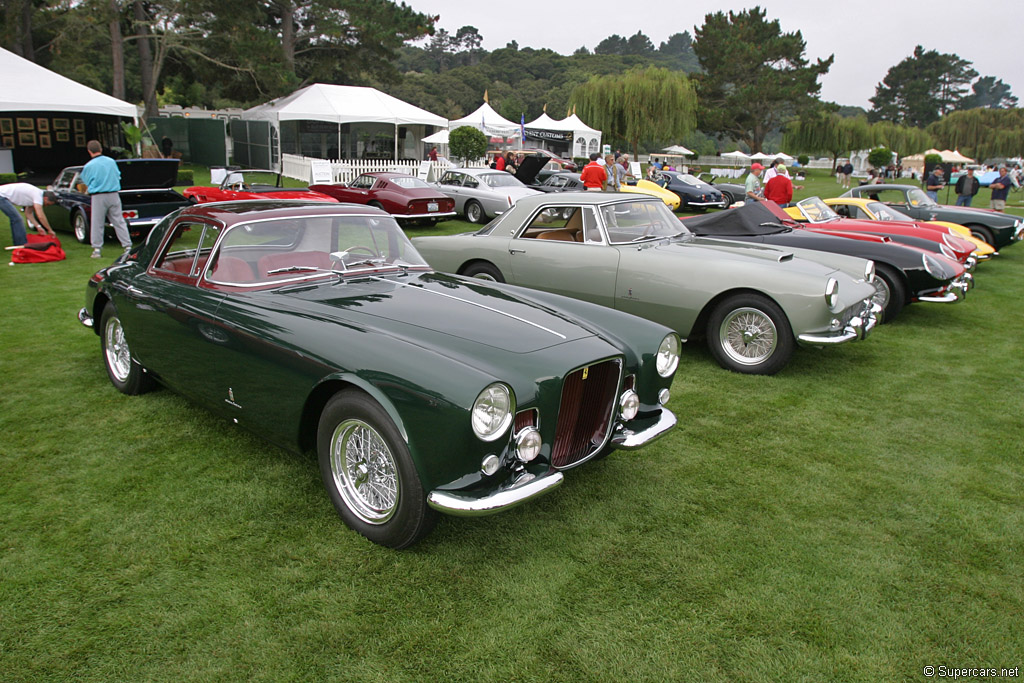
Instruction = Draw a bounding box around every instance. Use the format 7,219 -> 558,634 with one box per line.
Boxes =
551,359 -> 621,469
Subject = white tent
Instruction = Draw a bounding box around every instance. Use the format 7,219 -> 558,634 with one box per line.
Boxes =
748,152 -> 772,161
721,150 -> 750,159
422,130 -> 449,144
449,102 -> 520,137
0,47 -> 137,118
662,145 -> 694,156
525,112 -> 601,158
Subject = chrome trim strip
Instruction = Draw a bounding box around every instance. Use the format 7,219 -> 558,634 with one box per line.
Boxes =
427,470 -> 564,516
610,407 -> 677,449
393,211 -> 457,220
372,278 -> 567,339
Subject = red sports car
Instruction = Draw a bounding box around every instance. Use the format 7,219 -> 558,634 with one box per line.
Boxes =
184,170 -> 338,204
310,172 -> 456,225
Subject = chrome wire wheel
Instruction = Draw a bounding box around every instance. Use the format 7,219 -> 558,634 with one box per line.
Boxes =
329,419 -> 400,525
103,315 -> 132,383
869,276 -> 891,312
719,307 -> 778,366
73,211 -> 89,244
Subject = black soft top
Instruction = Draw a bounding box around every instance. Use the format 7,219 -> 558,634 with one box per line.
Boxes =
683,200 -> 794,236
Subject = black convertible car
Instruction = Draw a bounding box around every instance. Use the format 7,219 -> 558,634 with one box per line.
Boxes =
682,201 -> 972,320
652,171 -> 727,211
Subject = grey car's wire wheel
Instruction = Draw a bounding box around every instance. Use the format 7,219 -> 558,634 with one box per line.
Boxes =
73,211 -> 90,244
874,265 -> 905,321
328,419 -> 400,524
869,275 -> 891,315
707,293 -> 794,375
465,200 -> 485,224
317,390 -> 435,548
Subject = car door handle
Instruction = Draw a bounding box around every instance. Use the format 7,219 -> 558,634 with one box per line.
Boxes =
509,248 -> 525,255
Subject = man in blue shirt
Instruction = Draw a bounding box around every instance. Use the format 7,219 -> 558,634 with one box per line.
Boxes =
925,166 -> 944,203
80,140 -> 132,258
989,166 -> 1012,212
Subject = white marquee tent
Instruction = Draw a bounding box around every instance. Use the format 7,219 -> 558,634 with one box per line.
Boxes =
449,102 -> 520,138
524,112 -> 601,158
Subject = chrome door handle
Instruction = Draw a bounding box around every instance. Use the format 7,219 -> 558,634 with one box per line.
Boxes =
509,248 -> 525,254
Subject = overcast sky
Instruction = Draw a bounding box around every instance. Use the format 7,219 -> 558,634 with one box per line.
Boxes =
403,0 -> 1023,111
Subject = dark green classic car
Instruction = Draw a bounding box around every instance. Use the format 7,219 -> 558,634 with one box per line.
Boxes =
78,200 -> 680,548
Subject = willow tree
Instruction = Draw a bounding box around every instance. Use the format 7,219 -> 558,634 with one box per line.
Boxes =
569,66 -> 696,159
783,112 -> 871,169
927,108 -> 1024,159
867,121 -> 933,157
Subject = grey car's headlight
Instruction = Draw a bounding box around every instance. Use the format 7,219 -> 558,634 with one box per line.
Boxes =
472,383 -> 514,442
825,277 -> 839,310
656,334 -> 681,377
864,260 -> 875,283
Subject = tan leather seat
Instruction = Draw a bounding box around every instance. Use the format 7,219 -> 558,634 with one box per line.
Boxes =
537,230 -> 575,241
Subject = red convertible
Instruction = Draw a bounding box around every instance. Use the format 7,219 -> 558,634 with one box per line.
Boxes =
184,170 -> 338,204
310,172 -> 456,225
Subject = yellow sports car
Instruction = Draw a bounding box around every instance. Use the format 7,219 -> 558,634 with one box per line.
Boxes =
620,179 -> 682,211
823,197 -> 996,259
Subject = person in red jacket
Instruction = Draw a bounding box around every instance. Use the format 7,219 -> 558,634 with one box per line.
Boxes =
762,165 -> 802,207
580,153 -> 607,191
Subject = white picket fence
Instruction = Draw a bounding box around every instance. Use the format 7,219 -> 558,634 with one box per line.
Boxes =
281,153 -> 486,184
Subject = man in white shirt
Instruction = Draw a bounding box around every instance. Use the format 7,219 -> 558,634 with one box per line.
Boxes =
0,183 -> 57,245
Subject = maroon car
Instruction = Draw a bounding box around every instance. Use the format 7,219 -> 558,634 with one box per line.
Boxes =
311,172 -> 456,225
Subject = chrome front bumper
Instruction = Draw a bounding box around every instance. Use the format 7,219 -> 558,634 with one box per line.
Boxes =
427,470 -> 563,517
919,274 -> 972,303
797,300 -> 882,346
78,307 -> 94,328
610,407 -> 677,449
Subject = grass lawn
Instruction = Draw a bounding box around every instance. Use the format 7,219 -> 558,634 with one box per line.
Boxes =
1,167 -> 1022,681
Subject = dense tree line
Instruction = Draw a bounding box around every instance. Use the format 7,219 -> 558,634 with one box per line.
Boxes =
3,2 -> 1019,158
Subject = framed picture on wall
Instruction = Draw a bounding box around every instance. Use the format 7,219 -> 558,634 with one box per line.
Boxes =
56,131 -> 70,143
17,117 -> 34,131
75,133 -> 86,147
54,118 -> 70,130
74,119 -> 85,132
19,131 -> 37,146
2,136 -> 14,149
0,118 -> 12,135
37,118 -> 50,133
39,134 -> 52,149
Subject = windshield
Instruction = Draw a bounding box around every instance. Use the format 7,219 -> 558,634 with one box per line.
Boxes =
866,202 -> 912,221
794,197 -> 840,223
906,188 -> 937,207
223,171 -> 281,189
208,213 -> 429,286
390,176 -> 432,189
600,200 -> 687,244
667,173 -> 703,187
480,173 -> 526,189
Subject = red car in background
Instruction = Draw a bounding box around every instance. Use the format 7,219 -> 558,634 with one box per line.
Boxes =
311,172 -> 456,225
184,170 -> 338,204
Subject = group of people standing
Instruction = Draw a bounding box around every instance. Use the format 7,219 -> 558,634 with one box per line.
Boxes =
580,152 -> 634,191
926,165 -> 1016,211
744,158 -> 804,207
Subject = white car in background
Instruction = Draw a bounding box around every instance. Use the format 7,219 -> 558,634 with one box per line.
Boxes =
434,167 -> 542,223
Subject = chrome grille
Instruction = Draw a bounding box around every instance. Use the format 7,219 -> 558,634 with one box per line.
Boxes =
551,359 -> 621,469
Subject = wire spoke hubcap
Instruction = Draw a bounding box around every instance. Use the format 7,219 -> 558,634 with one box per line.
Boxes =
720,308 -> 778,365
330,419 -> 399,524
104,317 -> 132,381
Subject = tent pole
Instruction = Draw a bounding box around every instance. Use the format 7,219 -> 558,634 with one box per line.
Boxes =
337,124 -> 341,162
394,124 -> 398,163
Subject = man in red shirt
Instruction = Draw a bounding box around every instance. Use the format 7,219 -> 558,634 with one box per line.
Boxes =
762,164 -> 801,207
580,153 -> 607,191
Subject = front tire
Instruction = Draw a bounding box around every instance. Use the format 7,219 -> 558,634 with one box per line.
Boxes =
100,306 -> 154,395
874,265 -> 905,321
967,225 -> 995,248
461,261 -> 505,282
317,390 -> 435,549
465,200 -> 486,224
707,293 -> 794,375
73,210 -> 90,244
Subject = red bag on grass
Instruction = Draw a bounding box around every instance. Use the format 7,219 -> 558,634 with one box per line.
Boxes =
10,234 -> 66,264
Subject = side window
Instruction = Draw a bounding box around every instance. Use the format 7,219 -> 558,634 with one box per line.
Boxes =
154,222 -> 219,278
439,173 -> 461,186
518,207 -> 588,243
351,175 -> 374,189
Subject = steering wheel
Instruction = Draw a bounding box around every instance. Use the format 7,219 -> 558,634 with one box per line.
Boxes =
230,182 -> 249,191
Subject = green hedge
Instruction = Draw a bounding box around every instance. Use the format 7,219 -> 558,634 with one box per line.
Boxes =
0,173 -> 17,184
176,169 -> 194,185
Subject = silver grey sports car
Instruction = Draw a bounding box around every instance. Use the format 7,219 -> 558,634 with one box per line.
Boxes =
434,167 -> 542,224
413,193 -> 882,375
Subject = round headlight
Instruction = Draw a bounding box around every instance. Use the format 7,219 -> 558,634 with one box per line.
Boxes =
922,253 -> 942,278
864,260 -> 875,283
825,277 -> 839,310
939,242 -> 955,260
619,390 -> 639,421
471,383 -> 513,442
656,334 -> 681,377
514,427 -> 542,463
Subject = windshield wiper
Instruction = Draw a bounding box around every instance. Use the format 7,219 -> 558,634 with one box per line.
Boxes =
266,265 -> 320,275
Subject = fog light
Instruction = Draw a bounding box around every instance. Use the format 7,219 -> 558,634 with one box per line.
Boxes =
658,388 -> 670,405
830,318 -> 842,331
514,427 -> 542,463
481,454 -> 501,476
619,390 -> 639,421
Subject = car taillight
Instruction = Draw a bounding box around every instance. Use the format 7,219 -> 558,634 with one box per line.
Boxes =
122,210 -> 138,219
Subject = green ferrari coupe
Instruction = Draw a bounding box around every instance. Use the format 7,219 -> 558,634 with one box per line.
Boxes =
79,200 -> 680,548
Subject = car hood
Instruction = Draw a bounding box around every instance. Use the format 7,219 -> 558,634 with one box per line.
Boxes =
116,159 -> 180,189
514,155 -> 549,185
271,271 -> 594,354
